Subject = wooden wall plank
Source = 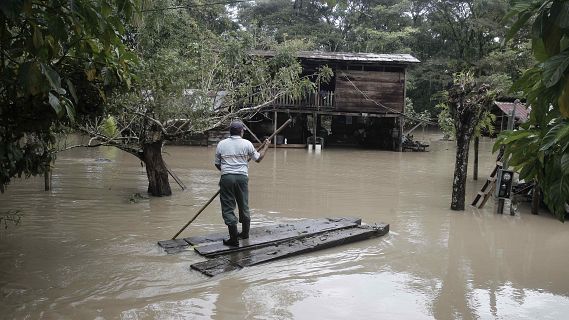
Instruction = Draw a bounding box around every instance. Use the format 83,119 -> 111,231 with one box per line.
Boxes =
334,69 -> 405,113
336,70 -> 402,82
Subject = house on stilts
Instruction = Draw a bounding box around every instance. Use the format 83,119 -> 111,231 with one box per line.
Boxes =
241,50 -> 420,151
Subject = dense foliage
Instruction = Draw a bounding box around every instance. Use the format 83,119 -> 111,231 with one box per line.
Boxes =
2,0 -> 561,207
0,0 -> 139,192
79,2 -> 328,195
495,0 -> 569,220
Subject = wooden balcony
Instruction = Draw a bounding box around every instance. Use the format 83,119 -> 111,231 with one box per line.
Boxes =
254,90 -> 335,111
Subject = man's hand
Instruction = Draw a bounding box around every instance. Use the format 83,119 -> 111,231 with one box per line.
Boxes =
255,139 -> 271,163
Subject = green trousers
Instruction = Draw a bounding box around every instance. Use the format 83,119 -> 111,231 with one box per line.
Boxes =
219,174 -> 250,226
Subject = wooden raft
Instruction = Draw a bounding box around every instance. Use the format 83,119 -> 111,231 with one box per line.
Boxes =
191,224 -> 389,277
158,217 -> 389,276
157,217 -> 361,254
193,217 -> 362,257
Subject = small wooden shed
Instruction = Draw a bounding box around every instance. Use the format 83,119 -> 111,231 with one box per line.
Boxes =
249,50 -> 420,150
492,101 -> 529,133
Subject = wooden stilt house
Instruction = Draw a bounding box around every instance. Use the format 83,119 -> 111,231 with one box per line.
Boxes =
247,50 -> 420,151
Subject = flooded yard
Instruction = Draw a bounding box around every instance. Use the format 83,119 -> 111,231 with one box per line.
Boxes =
1,136 -> 569,319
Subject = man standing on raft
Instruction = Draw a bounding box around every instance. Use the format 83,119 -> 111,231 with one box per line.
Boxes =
214,121 -> 270,247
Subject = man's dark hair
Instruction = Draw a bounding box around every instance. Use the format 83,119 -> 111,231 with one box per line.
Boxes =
229,121 -> 244,135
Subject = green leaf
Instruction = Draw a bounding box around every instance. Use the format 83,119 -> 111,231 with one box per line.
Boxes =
504,0 -> 538,20
519,161 -> 537,180
541,121 -> 564,151
0,0 -> 25,19
101,0 -> 112,16
499,130 -> 533,145
506,11 -> 533,42
543,50 -> 569,88
544,25 -> 562,57
32,26 -> 44,49
66,79 -> 78,103
48,92 -> 63,116
40,64 -> 62,92
561,153 -> 569,174
554,1 -> 569,28
61,97 -> 76,123
556,121 -> 569,140
543,172 -> 569,220
100,115 -> 118,137
532,38 -> 549,62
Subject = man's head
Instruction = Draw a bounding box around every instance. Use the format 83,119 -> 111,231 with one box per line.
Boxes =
229,121 -> 244,136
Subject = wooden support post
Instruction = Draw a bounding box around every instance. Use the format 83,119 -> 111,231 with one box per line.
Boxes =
497,198 -> 505,214
531,182 -> 540,215
312,112 -> 317,149
44,169 -> 51,191
273,111 -> 277,147
473,136 -> 479,181
398,116 -> 404,152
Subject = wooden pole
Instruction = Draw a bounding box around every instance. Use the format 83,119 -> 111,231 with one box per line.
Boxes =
44,169 -> 51,191
171,119 -> 292,239
241,122 -> 262,144
274,111 -> 278,147
398,116 -> 404,152
172,190 -> 220,240
166,166 -> 186,190
473,136 -> 479,181
312,112 -> 317,148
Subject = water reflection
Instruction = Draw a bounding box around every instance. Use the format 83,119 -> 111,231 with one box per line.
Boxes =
1,137 -> 568,319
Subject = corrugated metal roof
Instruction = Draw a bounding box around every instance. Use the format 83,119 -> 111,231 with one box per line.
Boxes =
251,50 -> 420,64
494,101 -> 529,123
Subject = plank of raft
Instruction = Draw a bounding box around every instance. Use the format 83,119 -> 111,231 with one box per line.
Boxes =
190,224 -> 389,277
189,257 -> 241,277
185,217 -> 361,246
193,217 -> 363,257
157,239 -> 190,254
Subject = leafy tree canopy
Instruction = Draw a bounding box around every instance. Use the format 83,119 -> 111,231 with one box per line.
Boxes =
495,0 -> 569,220
0,0 -> 139,192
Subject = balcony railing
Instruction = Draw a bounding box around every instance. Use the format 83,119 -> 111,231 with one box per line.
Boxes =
247,90 -> 335,110
273,90 -> 334,110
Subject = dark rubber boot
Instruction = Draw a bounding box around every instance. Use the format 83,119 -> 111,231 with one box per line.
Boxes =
239,221 -> 250,239
223,224 -> 239,247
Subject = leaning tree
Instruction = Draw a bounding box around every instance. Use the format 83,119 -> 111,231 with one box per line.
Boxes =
444,72 -> 495,210
74,39 -> 330,196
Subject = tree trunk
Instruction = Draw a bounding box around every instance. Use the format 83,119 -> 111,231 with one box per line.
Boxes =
451,124 -> 473,210
142,141 -> 172,196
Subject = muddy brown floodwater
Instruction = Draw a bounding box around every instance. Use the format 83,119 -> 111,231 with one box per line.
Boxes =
1,134 -> 569,319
